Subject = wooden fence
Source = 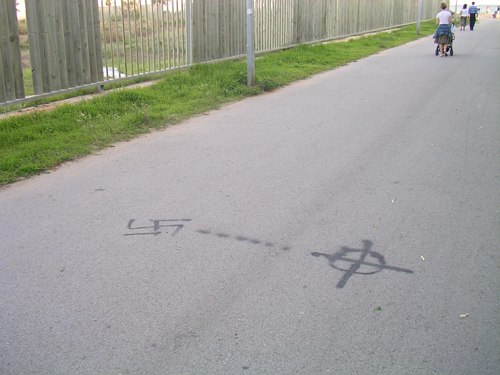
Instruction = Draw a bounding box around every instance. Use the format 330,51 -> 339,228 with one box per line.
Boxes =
0,0 -> 24,102
25,0 -> 102,95
193,0 -> 441,61
1,0 -> 442,105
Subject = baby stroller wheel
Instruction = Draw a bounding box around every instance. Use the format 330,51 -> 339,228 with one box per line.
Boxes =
449,46 -> 454,56
435,46 -> 439,56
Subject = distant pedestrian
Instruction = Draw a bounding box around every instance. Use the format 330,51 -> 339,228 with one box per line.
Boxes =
460,4 -> 469,31
434,3 -> 452,57
469,2 -> 478,30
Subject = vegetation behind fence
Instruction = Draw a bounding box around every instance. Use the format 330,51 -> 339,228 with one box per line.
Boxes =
2,0 -> 441,106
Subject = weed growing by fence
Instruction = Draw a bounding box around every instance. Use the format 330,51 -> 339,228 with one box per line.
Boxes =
0,21 -> 435,186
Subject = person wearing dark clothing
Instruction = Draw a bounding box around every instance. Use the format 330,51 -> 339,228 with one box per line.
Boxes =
469,2 -> 478,30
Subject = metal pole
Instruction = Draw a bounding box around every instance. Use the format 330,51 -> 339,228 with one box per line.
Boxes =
246,0 -> 255,87
186,0 -> 192,66
416,0 -> 423,34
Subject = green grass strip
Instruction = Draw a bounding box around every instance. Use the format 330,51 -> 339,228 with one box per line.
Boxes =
0,21 -> 435,186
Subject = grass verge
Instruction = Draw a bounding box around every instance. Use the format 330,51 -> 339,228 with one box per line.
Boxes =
0,21 -> 435,186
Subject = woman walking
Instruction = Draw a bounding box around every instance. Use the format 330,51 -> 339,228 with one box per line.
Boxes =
434,3 -> 452,57
460,4 -> 469,31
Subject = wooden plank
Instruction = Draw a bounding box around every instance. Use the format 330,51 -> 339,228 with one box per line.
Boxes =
176,0 -> 182,65
159,0 -> 166,71
166,0 -> 173,68
37,0 -> 51,93
254,0 -> 260,51
191,0 -> 197,62
80,0 -> 90,81
238,0 -> 245,55
0,52 -> 5,102
181,0 -> 187,65
70,0 -> 84,85
25,0 -> 42,95
151,1 -> 156,72
220,0 -> 227,58
124,1 -> 133,74
154,1 -> 160,70
86,0 -> 98,81
228,0 -> 232,56
52,2 -> 68,90
7,0 -> 24,99
204,0 -> 210,61
91,0 -> 103,81
0,0 -> 12,101
210,0 -> 216,60
46,0 -> 62,91
143,0 -> 151,71
199,0 -> 209,62
0,0 -> 17,101
78,0 -> 91,84
62,0 -> 76,87
132,0 -> 140,73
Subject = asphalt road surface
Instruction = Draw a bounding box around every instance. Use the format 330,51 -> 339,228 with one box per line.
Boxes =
1,19 -> 499,375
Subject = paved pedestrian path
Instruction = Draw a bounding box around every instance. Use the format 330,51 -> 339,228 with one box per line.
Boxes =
1,19 -> 499,375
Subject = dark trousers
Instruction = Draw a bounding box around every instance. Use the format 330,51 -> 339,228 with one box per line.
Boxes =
470,14 -> 477,30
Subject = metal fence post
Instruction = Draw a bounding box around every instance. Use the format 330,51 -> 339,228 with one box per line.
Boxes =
246,0 -> 255,87
186,0 -> 192,66
417,0 -> 423,34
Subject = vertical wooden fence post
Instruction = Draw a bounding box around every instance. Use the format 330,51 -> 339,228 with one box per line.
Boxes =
0,0 -> 25,101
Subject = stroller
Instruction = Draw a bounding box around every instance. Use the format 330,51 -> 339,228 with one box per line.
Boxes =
434,24 -> 456,56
